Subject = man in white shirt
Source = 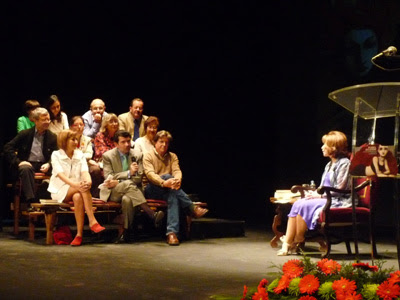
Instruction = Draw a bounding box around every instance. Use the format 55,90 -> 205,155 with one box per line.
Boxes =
82,98 -> 108,139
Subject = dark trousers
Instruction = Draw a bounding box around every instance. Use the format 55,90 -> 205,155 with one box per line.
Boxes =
18,162 -> 44,201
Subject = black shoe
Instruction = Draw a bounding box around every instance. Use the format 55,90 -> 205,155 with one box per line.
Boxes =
154,211 -> 165,228
114,230 -> 130,244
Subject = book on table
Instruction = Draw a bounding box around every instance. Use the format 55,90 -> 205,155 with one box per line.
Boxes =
272,190 -> 301,204
39,199 -> 59,205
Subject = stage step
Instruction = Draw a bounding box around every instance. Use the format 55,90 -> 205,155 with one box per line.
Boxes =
190,218 -> 245,239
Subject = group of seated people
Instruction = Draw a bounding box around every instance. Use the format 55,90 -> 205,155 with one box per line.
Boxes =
4,96 -> 208,246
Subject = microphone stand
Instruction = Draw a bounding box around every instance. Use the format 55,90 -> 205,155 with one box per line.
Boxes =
371,54 -> 400,71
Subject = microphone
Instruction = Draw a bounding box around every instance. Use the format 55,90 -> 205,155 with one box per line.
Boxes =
131,156 -> 138,176
372,46 -> 397,60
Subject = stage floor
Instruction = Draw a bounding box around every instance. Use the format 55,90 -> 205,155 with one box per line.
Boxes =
0,222 -> 399,299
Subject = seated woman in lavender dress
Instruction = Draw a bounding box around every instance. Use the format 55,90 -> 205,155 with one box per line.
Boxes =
277,131 -> 351,256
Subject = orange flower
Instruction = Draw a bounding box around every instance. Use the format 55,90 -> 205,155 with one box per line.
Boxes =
257,279 -> 268,290
251,290 -> 268,300
256,279 -> 268,296
317,258 -> 342,275
282,259 -> 304,278
352,262 -> 379,272
241,285 -> 248,300
298,274 -> 320,294
332,277 -> 357,297
298,296 -> 317,300
389,271 -> 400,284
273,274 -> 291,294
343,291 -> 362,300
377,280 -> 400,300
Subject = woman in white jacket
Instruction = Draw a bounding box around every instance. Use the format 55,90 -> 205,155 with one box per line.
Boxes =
48,129 -> 105,246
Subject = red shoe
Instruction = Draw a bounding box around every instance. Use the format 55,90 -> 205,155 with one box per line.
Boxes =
70,236 -> 82,246
90,223 -> 105,233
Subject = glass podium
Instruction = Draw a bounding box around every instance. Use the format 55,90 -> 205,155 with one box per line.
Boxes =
328,82 -> 400,267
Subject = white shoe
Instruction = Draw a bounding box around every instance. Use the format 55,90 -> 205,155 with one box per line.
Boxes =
277,242 -> 294,256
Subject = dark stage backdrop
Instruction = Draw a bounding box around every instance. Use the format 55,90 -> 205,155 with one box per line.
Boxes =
277,1 -> 400,229
3,2 -> 400,228
2,3 -> 270,225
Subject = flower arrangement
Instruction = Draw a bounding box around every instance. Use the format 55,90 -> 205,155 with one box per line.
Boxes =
238,256 -> 400,300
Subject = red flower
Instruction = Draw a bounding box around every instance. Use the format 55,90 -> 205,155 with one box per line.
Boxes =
273,275 -> 291,294
389,271 -> 400,284
317,258 -> 342,275
377,280 -> 400,300
343,291 -> 362,300
298,274 -> 320,294
251,290 -> 268,300
298,296 -> 317,300
282,259 -> 304,278
332,277 -> 357,297
352,262 -> 379,272
241,285 -> 248,300
257,279 -> 268,290
250,279 -> 269,299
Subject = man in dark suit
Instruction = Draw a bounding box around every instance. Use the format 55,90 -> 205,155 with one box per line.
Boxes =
4,107 -> 58,206
101,130 -> 164,243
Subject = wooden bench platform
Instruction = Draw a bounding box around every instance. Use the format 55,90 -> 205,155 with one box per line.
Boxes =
28,198 -> 207,245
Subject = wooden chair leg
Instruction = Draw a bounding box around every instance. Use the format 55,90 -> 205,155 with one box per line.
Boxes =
345,241 -> 353,255
28,212 -> 45,241
28,214 -> 36,241
320,234 -> 332,258
13,194 -> 20,235
44,212 -> 57,245
186,216 -> 193,238
321,242 -> 331,258
270,212 -> 284,248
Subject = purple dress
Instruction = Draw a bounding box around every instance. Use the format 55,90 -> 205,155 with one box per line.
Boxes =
288,171 -> 332,230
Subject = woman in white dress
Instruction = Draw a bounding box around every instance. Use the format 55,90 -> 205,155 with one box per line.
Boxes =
46,95 -> 69,134
48,129 -> 105,246
134,116 -> 160,156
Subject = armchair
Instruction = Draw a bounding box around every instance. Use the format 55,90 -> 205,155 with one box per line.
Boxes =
291,177 -> 377,258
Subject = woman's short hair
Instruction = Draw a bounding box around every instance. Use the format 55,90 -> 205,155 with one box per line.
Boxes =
154,130 -> 172,143
30,107 -> 49,121
24,100 -> 40,114
100,113 -> 118,133
70,115 -> 84,126
144,116 -> 160,133
322,131 -> 348,158
57,129 -> 77,150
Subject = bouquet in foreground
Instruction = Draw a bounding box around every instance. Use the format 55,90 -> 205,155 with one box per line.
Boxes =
241,256 -> 400,300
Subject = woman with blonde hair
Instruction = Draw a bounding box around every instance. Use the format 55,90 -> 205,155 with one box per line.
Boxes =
277,131 -> 351,255
93,113 -> 119,166
48,130 -> 105,246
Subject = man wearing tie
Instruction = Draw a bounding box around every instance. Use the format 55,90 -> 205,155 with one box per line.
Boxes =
101,130 -> 164,243
118,98 -> 148,142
